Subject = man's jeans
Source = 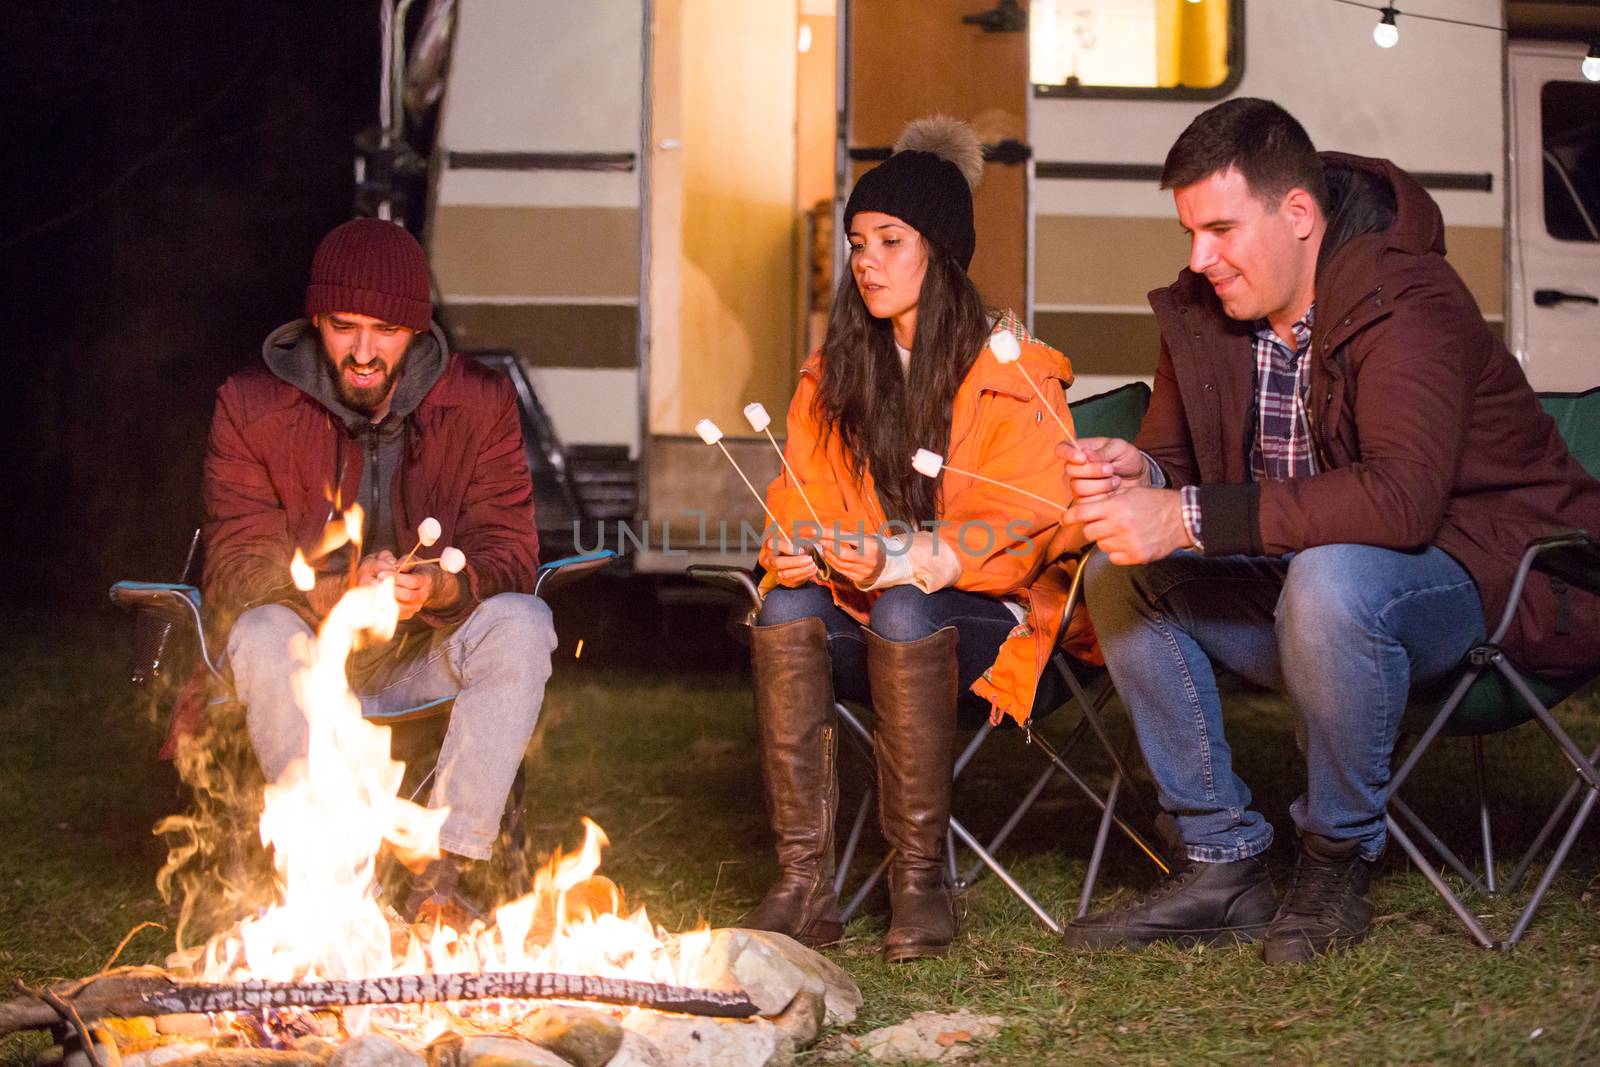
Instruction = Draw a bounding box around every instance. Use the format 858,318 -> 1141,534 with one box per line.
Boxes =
1084,544 -> 1484,863
227,593 -> 556,860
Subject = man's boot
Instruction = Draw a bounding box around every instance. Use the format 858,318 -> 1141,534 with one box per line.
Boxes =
740,616 -> 843,948
866,627 -> 959,963
1063,815 -> 1277,950
1261,832 -> 1373,965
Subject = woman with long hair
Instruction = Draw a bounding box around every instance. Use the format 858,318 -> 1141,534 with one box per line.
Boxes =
744,116 -> 1094,962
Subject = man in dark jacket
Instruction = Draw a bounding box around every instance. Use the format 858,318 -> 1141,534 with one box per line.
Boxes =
204,218 -> 555,919
1059,99 -> 1600,963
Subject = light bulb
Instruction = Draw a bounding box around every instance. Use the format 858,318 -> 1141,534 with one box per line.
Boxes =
1373,9 -> 1399,49
1584,46 -> 1600,82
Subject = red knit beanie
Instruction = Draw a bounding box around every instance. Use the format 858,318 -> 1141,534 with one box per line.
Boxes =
304,218 -> 432,332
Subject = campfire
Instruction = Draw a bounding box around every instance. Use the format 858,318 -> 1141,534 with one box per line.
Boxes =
5,517 -> 860,1067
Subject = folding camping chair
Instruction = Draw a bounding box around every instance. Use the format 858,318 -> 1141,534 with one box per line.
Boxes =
111,546 -> 618,889
1384,387 -> 1600,948
690,383 -> 1169,933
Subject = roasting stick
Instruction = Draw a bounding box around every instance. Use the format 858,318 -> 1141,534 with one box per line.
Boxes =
696,419 -> 784,531
395,517 -> 442,573
743,403 -> 825,531
912,449 -> 1069,513
989,330 -> 1078,449
397,547 -> 466,574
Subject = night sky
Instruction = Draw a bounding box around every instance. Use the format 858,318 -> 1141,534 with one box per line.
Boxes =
5,3 -> 389,609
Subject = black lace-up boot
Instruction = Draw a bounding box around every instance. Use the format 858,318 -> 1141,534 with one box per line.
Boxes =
1261,833 -> 1374,965
1064,817 -> 1277,950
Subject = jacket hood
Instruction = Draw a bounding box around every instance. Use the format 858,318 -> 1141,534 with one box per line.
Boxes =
261,318 -> 450,433
1319,151 -> 1445,259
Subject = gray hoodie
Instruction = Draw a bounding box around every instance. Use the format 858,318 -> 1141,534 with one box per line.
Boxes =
261,318 -> 449,557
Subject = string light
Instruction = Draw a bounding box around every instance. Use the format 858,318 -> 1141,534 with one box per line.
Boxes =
1373,6 -> 1399,48
1584,42 -> 1600,83
1328,0 -> 1505,50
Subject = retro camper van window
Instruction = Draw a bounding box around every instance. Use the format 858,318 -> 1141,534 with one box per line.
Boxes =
1031,0 -> 1240,99
1540,80 -> 1600,243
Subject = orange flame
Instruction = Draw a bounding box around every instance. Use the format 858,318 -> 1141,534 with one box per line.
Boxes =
186,552 -> 707,1040
290,551 -> 316,593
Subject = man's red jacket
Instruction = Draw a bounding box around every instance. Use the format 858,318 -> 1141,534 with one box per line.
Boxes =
201,346 -> 541,636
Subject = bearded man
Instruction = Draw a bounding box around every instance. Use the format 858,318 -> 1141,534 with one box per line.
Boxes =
202,218 -> 554,918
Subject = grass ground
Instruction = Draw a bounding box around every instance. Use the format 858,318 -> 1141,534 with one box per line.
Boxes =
2,609 -> 1599,1066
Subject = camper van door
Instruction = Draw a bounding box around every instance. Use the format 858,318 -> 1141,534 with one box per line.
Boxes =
1508,40 -> 1600,392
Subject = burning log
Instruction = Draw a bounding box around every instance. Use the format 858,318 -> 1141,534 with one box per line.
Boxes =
0,970 -> 758,1037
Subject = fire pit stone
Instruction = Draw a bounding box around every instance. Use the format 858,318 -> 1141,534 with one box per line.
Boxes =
505,1005 -> 624,1067
621,1014 -> 779,1067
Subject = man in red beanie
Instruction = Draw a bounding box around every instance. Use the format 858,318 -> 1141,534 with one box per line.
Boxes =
201,217 -> 554,921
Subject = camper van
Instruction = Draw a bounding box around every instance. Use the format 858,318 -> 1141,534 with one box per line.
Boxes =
408,0 -> 1600,569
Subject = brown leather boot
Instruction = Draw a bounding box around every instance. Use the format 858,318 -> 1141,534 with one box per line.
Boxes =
866,626 -> 959,963
740,616 -> 843,948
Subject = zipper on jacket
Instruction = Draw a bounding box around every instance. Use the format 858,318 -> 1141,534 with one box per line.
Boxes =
366,431 -> 379,548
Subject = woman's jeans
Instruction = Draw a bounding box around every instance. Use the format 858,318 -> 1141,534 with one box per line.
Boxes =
759,583 -> 1060,725
1084,544 -> 1484,863
227,593 -> 556,860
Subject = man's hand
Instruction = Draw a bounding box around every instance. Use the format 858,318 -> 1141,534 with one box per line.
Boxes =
357,550 -> 399,586
1074,486 -> 1194,565
1058,437 -> 1150,501
768,534 -> 819,588
819,533 -> 886,586
392,563 -> 462,620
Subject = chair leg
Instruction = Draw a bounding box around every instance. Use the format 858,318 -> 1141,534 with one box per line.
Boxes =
1472,736 -> 1496,894
1505,783 -> 1600,946
958,762 -> 1057,888
1505,739 -> 1600,892
834,788 -> 873,895
1390,795 -> 1493,897
947,815 -> 1062,934
1078,771 -> 1122,919
1028,729 -> 1169,876
1386,814 -> 1498,949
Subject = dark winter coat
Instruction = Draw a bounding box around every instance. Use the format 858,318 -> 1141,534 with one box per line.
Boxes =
1136,152 -> 1600,677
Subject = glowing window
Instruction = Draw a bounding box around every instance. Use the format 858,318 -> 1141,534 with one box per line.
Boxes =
1031,0 -> 1243,100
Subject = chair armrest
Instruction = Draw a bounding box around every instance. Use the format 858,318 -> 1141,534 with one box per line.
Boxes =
534,549 -> 618,598
686,564 -> 763,612
1488,531 -> 1600,644
108,581 -> 223,683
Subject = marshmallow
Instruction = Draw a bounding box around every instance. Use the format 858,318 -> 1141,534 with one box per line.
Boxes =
695,418 -> 724,445
439,547 -> 467,574
912,449 -> 945,478
989,329 -> 1021,364
417,517 -> 442,548
743,402 -> 772,433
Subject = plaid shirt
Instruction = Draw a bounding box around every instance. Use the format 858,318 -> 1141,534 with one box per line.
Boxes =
1167,305 -> 1319,549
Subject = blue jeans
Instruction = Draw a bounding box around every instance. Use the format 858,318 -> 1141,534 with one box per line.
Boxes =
227,593 -> 557,860
1084,544 -> 1484,863
759,583 -> 1056,725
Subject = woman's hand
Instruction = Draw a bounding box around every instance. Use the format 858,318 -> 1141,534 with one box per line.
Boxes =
819,533 -> 886,586
769,534 -> 819,587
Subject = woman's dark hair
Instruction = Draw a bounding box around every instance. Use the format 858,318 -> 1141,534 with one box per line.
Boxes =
814,237 -> 988,525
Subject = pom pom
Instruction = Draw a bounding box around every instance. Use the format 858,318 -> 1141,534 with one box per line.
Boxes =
439,547 -> 467,574
912,449 -> 945,478
989,329 -> 1021,364
417,517 -> 441,548
695,418 -> 724,445
894,115 -> 983,191
743,402 -> 771,433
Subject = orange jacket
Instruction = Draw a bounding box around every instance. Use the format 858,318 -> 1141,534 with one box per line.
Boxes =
758,324 -> 1100,724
